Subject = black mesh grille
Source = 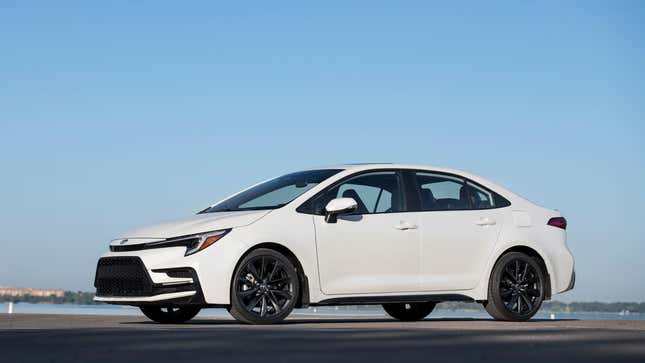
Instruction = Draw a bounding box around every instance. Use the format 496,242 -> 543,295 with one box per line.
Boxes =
94,257 -> 153,296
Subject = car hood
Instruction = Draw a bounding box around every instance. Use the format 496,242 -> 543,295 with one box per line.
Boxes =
115,210 -> 271,241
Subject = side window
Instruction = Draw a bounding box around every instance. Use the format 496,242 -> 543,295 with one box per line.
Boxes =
415,172 -> 470,211
314,171 -> 403,214
467,182 -> 494,209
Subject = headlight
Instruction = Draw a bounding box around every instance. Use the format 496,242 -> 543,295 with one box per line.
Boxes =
112,229 -> 231,256
183,229 -> 231,256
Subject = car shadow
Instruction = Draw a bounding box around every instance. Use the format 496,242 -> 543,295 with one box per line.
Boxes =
121,316 -> 578,326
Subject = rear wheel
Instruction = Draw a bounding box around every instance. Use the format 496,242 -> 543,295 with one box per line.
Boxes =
484,252 -> 546,321
383,302 -> 436,321
140,306 -> 201,324
228,248 -> 299,324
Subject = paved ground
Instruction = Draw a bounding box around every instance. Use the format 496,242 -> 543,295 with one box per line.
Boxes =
1,313 -> 644,362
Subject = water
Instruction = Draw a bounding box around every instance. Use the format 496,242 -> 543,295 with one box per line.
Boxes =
1,302 -> 643,320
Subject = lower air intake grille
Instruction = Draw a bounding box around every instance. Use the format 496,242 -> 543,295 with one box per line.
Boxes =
94,257 -> 153,297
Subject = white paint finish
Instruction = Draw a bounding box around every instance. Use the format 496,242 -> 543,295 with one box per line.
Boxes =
314,213 -> 420,294
512,210 -> 532,227
95,163 -> 575,307
190,210 -> 321,304
148,269 -> 193,286
418,209 -> 505,291
93,291 -> 196,303
324,197 -> 357,214
116,210 -> 271,239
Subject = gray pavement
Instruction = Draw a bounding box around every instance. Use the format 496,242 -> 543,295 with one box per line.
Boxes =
1,313 -> 644,362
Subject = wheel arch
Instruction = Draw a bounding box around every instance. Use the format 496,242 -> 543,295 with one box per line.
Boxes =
489,245 -> 552,300
231,242 -> 310,308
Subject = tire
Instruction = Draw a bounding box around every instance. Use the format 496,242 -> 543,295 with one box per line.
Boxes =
228,248 -> 299,324
484,252 -> 546,321
383,302 -> 436,321
140,306 -> 201,324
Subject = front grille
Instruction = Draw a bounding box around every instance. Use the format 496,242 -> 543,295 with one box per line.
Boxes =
109,238 -> 199,252
94,257 -> 153,297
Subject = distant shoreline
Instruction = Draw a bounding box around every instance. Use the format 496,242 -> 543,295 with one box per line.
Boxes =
1,292 -> 643,314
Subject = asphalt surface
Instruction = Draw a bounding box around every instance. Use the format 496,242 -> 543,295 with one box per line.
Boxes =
1,313 -> 644,363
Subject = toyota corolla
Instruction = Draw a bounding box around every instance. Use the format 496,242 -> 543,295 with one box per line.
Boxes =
94,164 -> 574,324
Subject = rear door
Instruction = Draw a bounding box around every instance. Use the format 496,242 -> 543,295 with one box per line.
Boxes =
413,171 -> 504,291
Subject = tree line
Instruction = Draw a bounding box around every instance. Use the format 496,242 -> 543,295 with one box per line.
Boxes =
2,292 -> 644,313
436,301 -> 645,313
0,291 -> 98,305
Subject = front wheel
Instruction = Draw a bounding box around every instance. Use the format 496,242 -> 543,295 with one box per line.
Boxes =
140,306 -> 201,324
484,252 -> 546,321
228,248 -> 299,324
383,302 -> 436,321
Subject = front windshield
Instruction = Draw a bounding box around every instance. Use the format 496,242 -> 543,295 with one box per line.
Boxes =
200,169 -> 343,213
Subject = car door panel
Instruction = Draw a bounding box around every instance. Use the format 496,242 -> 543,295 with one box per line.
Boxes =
419,209 -> 503,291
314,213 -> 420,294
312,170 -> 421,295
412,171 -> 504,291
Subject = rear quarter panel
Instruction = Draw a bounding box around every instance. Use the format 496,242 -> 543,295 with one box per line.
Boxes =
474,200 -> 574,299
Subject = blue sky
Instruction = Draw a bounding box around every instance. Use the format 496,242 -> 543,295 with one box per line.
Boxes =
1,1 -> 643,301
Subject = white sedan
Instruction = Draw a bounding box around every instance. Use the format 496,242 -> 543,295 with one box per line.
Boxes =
94,164 -> 574,324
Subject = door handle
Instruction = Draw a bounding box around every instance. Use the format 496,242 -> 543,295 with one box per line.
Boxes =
475,217 -> 496,226
394,221 -> 418,230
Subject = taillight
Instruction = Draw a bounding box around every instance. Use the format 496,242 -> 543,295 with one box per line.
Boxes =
547,217 -> 567,230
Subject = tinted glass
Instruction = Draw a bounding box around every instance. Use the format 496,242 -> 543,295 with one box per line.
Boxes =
415,172 -> 470,210
201,169 -> 342,213
494,193 -> 512,208
314,171 -> 403,214
467,182 -> 494,209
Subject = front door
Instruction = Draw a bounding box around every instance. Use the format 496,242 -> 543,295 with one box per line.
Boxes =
313,171 -> 421,295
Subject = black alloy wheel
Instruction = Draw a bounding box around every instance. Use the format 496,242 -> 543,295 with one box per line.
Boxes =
484,252 -> 545,321
228,248 -> 299,324
140,306 -> 201,324
383,302 -> 436,321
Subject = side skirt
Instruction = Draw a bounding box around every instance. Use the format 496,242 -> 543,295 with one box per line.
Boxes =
311,294 -> 474,306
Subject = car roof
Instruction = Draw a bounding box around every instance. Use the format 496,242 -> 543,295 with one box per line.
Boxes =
316,163 -> 467,175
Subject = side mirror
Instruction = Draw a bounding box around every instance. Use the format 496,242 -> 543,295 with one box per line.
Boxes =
324,197 -> 357,223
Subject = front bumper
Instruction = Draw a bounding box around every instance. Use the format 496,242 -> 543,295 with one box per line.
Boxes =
93,256 -> 206,306
94,291 -> 197,303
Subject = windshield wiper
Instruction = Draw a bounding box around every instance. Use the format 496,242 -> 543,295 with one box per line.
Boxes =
198,203 -> 289,214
